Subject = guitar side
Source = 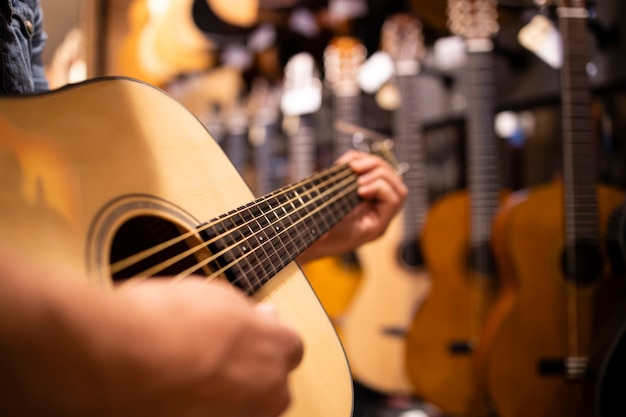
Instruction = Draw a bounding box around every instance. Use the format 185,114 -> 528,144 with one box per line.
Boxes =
0,78 -> 353,417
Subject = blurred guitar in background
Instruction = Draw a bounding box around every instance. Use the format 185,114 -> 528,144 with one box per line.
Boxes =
340,13 -> 431,396
301,37 -> 367,338
480,1 -> 626,417
405,1 -> 503,415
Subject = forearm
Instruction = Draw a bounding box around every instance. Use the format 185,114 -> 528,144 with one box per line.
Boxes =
0,251 -> 107,416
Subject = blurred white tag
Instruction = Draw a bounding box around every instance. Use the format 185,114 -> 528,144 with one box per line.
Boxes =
281,84 -> 322,116
281,52 -> 323,116
357,51 -> 394,94
433,36 -> 466,71
518,14 -> 562,69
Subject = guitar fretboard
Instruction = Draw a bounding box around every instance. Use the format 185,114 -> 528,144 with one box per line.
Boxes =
202,164 -> 361,295
395,73 -> 428,242
466,47 -> 499,248
559,7 -> 600,247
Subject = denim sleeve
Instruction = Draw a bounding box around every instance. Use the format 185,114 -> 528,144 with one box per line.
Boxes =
29,0 -> 48,93
0,0 -> 49,95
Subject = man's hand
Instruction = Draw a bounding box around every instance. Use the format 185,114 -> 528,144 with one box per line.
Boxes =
297,150 -> 407,264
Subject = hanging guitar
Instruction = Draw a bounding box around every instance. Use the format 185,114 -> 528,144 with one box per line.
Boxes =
299,36 -> 369,338
480,2 -> 626,417
0,77 -> 354,417
339,13 -> 432,396
278,51 -> 362,337
404,1 -> 503,415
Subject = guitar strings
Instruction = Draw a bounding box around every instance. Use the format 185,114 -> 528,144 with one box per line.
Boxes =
135,170 -> 357,282
110,163 -> 350,274
112,163 -> 360,288
176,176 -> 359,287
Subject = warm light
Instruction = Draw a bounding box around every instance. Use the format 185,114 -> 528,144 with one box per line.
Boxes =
495,111 -> 519,139
147,0 -> 169,16
434,36 -> 466,71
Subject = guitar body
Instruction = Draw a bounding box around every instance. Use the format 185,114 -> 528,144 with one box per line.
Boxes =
484,180 -> 626,417
341,211 -> 431,395
0,78 -> 353,417
405,190 -> 502,417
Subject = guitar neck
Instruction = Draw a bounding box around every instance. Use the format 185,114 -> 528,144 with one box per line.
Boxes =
394,73 -> 428,241
201,163 -> 361,295
466,45 -> 500,249
559,6 -> 600,247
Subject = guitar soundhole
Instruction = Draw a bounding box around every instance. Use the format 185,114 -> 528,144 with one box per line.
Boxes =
109,215 -> 207,282
560,241 -> 604,286
340,251 -> 361,268
398,239 -> 424,269
467,242 -> 497,277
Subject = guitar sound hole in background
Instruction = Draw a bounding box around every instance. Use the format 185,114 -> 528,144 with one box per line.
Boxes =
398,239 -> 424,269
109,215 -> 207,282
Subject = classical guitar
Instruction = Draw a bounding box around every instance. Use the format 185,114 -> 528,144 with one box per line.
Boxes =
405,1 -> 503,415
340,13 -> 432,396
0,77 -> 353,417
481,2 -> 626,417
301,36 -> 368,337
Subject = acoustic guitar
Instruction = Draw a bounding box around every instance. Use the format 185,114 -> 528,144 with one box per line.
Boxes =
0,77 -> 353,417
481,2 -> 626,417
340,13 -> 432,396
404,1 -> 503,415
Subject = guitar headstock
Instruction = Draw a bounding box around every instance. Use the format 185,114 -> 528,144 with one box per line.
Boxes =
447,0 -> 499,40
281,52 -> 322,117
381,13 -> 425,74
323,36 -> 367,97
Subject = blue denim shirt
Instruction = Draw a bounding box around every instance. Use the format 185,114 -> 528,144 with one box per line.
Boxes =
0,0 -> 49,95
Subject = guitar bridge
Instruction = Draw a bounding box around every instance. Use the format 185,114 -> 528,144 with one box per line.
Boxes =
538,356 -> 588,379
448,339 -> 476,355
